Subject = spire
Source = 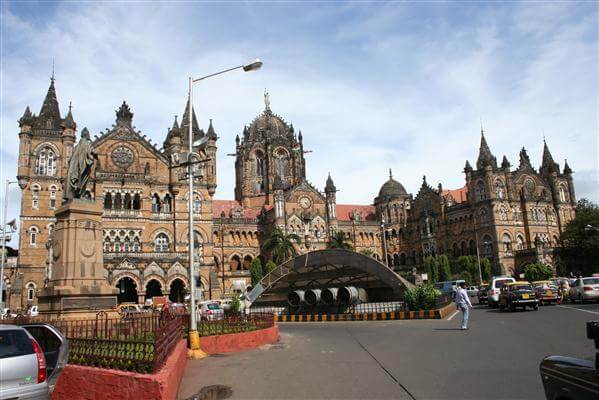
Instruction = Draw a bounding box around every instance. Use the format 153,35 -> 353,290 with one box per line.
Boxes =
518,147 -> 533,170
207,119 -> 217,140
38,78 -> 61,129
61,101 -> 76,130
115,101 -> 133,125
235,134 -> 240,145
464,160 -> 473,173
563,159 -> 572,175
540,138 -> 559,174
476,130 -> 497,169
180,95 -> 201,139
389,168 -> 393,180
172,115 -> 179,130
501,155 -> 511,170
298,130 -> 303,143
325,172 -> 336,193
18,106 -> 34,127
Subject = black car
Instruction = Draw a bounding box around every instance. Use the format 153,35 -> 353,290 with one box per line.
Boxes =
478,285 -> 489,305
539,321 -> 599,400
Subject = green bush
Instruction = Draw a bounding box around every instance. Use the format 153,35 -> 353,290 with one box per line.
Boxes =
438,255 -> 452,281
264,260 -> 277,275
230,296 -> 241,312
404,284 -> 440,311
249,258 -> 264,284
425,256 -> 439,283
523,263 -> 553,282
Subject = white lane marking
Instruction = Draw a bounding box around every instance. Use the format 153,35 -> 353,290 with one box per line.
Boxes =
557,305 -> 599,315
446,310 -> 459,321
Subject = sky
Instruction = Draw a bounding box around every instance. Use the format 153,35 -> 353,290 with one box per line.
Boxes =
1,1 -> 597,239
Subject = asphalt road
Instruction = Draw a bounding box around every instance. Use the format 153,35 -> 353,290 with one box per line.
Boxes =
178,302 -> 599,400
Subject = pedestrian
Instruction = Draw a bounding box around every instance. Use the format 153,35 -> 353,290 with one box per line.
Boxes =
455,282 -> 472,330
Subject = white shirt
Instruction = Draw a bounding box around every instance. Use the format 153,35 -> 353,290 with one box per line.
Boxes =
455,287 -> 472,307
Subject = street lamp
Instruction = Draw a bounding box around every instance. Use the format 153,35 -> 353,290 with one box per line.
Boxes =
0,180 -> 17,311
186,59 -> 262,359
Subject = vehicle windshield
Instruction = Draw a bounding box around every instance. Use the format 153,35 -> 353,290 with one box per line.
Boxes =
583,278 -> 599,285
207,303 -> 221,310
535,283 -> 550,289
0,329 -> 34,359
512,284 -> 532,291
495,279 -> 513,288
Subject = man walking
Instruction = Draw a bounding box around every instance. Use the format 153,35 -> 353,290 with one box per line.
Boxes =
455,282 -> 472,330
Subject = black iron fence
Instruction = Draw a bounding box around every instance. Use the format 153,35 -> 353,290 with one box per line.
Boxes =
4,311 -> 186,374
197,312 -> 274,337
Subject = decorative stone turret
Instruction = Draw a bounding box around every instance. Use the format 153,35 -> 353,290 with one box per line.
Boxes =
325,173 -> 337,221
476,131 -> 497,170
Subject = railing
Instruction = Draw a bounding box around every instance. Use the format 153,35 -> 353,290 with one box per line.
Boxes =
249,301 -> 405,316
104,209 -> 141,217
104,251 -> 188,260
197,312 -> 274,337
4,311 -> 186,374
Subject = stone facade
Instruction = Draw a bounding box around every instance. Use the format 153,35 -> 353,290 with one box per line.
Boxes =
8,79 -> 576,311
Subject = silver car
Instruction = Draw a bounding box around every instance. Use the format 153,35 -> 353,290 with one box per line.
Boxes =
0,324 -> 68,400
570,277 -> 599,303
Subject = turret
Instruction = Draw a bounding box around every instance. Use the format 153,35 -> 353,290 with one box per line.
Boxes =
37,78 -> 61,130
476,131 -> 497,170
163,115 -> 182,156
540,139 -> 559,176
325,173 -> 337,220
501,155 -> 511,171
518,147 -> 534,171
205,119 -> 218,196
563,159 -> 576,205
60,102 -> 77,177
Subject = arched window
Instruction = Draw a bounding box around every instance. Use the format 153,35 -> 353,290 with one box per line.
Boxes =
114,193 -> 122,209
35,147 -> 56,176
163,194 -> 172,213
27,282 -> 36,302
114,238 -> 122,252
274,148 -> 289,178
482,235 -> 493,257
516,234 -> 525,250
475,181 -> 487,201
104,240 -> 111,252
133,193 -> 141,210
499,206 -> 508,221
132,238 -> 141,252
31,184 -> 40,209
124,193 -> 132,210
152,193 -> 161,213
452,243 -> 459,258
193,194 -> 201,214
502,233 -> 512,252
49,185 -> 57,209
123,237 -> 131,252
559,185 -> 568,202
29,226 -> 39,245
154,233 -> 169,252
495,179 -> 505,200
104,193 -> 113,209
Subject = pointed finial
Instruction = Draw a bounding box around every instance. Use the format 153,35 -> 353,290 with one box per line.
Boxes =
68,101 -> 72,113
389,168 -> 393,180
423,175 -> 427,184
51,58 -> 55,81
480,117 -> 484,136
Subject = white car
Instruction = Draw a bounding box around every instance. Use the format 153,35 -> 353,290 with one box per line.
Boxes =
569,277 -> 599,303
487,276 -> 516,308
28,305 -> 39,317
466,286 -> 479,297
197,301 -> 225,321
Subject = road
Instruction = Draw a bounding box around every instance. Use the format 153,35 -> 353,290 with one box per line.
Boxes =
178,302 -> 599,400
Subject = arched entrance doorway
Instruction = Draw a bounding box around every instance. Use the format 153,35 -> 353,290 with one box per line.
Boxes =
169,279 -> 186,303
145,279 -> 163,301
116,277 -> 138,304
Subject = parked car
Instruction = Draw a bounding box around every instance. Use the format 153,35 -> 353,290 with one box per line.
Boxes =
533,281 -> 560,305
488,276 -> 516,308
27,305 -> 39,317
433,280 -> 466,297
539,321 -> 599,400
116,303 -> 141,317
569,277 -> 599,303
478,285 -> 489,305
1,308 -> 17,319
499,281 -> 539,312
216,299 -> 234,311
0,323 -> 68,400
466,286 -> 479,297
197,301 -> 224,321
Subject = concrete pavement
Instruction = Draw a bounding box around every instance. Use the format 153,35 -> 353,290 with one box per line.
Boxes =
178,303 -> 598,400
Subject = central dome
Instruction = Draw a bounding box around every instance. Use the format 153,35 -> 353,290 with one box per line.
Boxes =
376,170 -> 408,202
248,110 -> 290,137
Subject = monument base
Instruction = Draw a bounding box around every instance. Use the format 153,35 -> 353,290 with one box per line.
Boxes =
37,199 -> 117,314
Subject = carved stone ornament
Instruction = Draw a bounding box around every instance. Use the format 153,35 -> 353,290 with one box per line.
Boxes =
111,145 -> 134,169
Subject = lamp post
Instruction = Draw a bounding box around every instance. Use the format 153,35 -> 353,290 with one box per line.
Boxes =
0,180 -> 17,311
186,59 -> 262,359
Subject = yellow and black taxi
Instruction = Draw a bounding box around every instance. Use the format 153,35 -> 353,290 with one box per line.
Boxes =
532,280 -> 560,305
499,281 -> 539,312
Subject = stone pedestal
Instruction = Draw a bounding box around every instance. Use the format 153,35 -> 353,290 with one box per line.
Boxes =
38,199 -> 117,313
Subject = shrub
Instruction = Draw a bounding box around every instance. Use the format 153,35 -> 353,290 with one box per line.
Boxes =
264,260 -> 277,275
404,284 -> 440,311
249,258 -> 264,284
523,263 -> 553,282
425,256 -> 439,283
230,296 -> 241,312
438,255 -> 452,281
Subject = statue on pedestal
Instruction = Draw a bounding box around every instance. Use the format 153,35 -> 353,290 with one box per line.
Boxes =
64,128 -> 96,200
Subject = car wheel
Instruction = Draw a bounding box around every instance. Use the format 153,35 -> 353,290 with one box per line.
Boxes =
580,294 -> 585,304
509,302 -> 516,312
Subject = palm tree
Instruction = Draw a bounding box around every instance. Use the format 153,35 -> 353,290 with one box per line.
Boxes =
328,230 -> 353,250
262,227 -> 301,264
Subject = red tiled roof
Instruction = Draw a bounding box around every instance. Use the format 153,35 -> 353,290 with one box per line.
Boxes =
212,200 -> 260,218
336,204 -> 377,221
442,186 -> 468,204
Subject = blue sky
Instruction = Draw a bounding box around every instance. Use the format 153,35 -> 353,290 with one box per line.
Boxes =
1,1 -> 597,236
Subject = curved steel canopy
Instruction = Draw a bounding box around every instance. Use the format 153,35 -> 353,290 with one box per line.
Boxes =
246,249 -> 414,305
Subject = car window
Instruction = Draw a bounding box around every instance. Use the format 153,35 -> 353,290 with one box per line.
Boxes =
207,303 -> 221,310
583,278 -> 599,285
512,284 -> 532,291
495,279 -> 513,288
0,329 -> 34,359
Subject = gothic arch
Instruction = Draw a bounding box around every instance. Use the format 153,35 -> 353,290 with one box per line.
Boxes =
143,275 -> 166,290
112,271 -> 142,288
166,274 -> 188,289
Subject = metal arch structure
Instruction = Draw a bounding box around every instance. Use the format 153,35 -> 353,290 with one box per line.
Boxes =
245,249 -> 415,306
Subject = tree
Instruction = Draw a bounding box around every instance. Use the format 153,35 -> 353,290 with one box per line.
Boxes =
558,199 -> 599,276
452,256 -> 481,284
264,260 -> 277,275
523,263 -> 553,282
480,258 -> 492,283
262,227 -> 301,264
425,256 -> 439,283
328,230 -> 352,250
249,258 -> 263,285
437,255 -> 452,281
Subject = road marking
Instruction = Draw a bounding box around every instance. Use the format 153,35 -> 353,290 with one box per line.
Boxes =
557,305 -> 599,315
446,310 -> 459,321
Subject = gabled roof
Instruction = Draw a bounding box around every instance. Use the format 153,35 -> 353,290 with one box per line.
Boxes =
284,179 -> 326,202
336,204 -> 377,221
213,200 -> 260,219
442,186 -> 468,204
